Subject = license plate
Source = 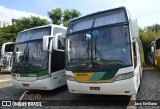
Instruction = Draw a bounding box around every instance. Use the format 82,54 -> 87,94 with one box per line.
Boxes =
90,87 -> 100,91
23,84 -> 29,87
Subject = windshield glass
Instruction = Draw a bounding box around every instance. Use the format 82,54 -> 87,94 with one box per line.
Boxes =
66,25 -> 132,71
5,44 -> 14,52
68,8 -> 126,34
17,27 -> 51,42
12,40 -> 48,73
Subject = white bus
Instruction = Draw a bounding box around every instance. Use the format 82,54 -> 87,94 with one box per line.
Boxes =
65,7 -> 145,95
0,42 -> 14,72
11,24 -> 67,90
147,38 -> 160,67
147,41 -> 156,65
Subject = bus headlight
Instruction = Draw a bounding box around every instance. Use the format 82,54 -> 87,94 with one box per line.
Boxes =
37,75 -> 49,80
115,72 -> 134,81
66,75 -> 77,81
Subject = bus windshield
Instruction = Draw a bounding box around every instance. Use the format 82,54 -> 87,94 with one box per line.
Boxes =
5,43 -> 14,52
12,40 -> 48,73
12,27 -> 51,73
66,25 -> 132,71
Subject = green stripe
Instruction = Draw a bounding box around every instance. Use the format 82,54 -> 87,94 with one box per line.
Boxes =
89,72 -> 106,80
89,71 -> 117,81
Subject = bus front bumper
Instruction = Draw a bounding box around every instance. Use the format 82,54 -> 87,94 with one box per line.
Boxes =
67,77 -> 137,95
1,67 -> 12,72
12,78 -> 56,90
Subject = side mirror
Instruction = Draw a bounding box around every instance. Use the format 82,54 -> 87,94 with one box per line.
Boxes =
53,33 -> 65,52
129,19 -> 139,38
151,46 -> 154,52
43,36 -> 52,51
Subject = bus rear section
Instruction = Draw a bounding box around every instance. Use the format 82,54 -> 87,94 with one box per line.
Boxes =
147,41 -> 156,65
0,42 -> 14,72
147,37 -> 160,67
65,7 -> 144,95
12,24 -> 67,90
155,38 -> 160,67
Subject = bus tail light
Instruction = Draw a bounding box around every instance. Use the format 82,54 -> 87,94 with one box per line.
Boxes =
115,72 -> 134,81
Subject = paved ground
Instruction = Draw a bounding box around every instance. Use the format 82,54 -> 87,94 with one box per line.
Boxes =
0,69 -> 159,109
0,72 -> 11,82
0,72 -> 12,88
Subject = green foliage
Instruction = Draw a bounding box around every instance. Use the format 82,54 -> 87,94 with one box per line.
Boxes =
0,25 -> 18,44
48,8 -> 81,27
0,16 -> 49,45
48,8 -> 62,25
139,24 -> 160,60
16,16 -> 49,31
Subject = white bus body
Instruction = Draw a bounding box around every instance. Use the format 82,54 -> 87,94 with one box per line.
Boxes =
65,7 -> 144,95
1,42 -> 14,72
12,24 -> 67,90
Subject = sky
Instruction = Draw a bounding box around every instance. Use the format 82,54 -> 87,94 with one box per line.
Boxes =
0,0 -> 160,27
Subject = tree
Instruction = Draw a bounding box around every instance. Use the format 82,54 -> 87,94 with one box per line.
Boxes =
16,16 -> 49,31
139,26 -> 160,61
63,9 -> 81,27
63,9 -> 72,27
48,8 -> 62,25
0,16 -> 49,45
0,25 -> 18,45
48,8 -> 81,27
145,24 -> 160,33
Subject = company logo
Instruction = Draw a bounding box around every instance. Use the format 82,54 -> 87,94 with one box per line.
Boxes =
76,73 -> 88,76
2,101 -> 11,106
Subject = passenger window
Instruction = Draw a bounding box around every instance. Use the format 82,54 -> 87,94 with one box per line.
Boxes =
58,35 -> 65,50
133,42 -> 137,68
51,50 -> 65,72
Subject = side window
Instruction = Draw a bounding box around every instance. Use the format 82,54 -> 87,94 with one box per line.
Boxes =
51,50 -> 65,72
156,38 -> 160,49
133,42 -> 136,57
58,35 -> 65,50
133,42 -> 137,68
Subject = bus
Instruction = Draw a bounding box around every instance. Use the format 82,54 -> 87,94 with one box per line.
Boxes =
147,41 -> 156,65
11,24 -> 67,90
155,37 -> 160,67
0,42 -> 14,72
65,7 -> 145,95
147,37 -> 160,67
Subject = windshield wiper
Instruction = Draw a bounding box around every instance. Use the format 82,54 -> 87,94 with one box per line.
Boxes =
94,47 -> 111,71
77,47 -> 91,70
23,47 -> 29,65
124,26 -> 130,45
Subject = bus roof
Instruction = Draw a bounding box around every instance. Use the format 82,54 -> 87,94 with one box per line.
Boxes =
155,37 -> 160,41
69,6 -> 127,23
147,41 -> 156,48
19,24 -> 67,34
